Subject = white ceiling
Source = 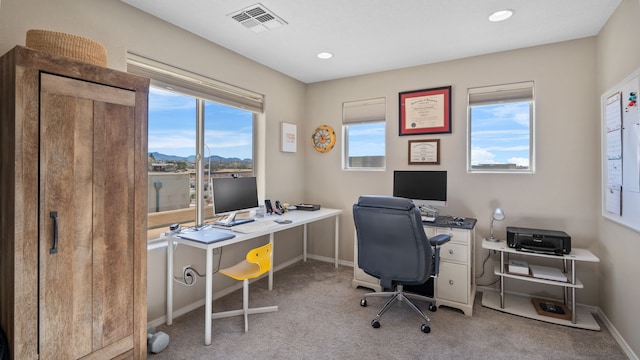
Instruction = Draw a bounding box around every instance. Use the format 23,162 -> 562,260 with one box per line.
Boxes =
121,0 -> 621,84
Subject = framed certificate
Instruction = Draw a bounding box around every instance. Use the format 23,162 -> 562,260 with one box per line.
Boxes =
408,139 -> 440,165
399,86 -> 452,135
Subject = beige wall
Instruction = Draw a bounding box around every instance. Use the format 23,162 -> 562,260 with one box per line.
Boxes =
596,0 -> 640,356
305,38 -> 602,299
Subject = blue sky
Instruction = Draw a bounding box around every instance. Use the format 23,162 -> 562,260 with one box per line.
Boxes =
470,102 -> 530,167
148,87 -> 253,159
347,122 -> 385,156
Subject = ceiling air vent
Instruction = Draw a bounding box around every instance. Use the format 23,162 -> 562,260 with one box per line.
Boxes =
228,3 -> 287,33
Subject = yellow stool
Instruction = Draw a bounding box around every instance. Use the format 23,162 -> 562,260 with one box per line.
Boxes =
212,243 -> 278,332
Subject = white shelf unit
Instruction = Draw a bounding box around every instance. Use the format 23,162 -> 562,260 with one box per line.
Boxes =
353,223 -> 476,316
481,239 -> 600,330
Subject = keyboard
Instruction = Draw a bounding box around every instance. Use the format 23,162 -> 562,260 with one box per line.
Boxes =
231,220 -> 280,234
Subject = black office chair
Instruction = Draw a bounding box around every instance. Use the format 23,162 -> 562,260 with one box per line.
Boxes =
353,195 -> 450,333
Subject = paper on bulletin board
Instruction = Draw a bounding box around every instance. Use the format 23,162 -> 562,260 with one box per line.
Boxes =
606,92 -> 622,131
608,159 -> 622,186
622,103 -> 640,192
606,185 -> 622,215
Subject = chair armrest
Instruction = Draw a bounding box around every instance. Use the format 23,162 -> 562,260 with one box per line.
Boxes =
429,234 -> 450,277
429,234 -> 451,247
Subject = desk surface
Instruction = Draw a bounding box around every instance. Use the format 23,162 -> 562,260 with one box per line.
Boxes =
169,208 -> 343,249
425,216 -> 477,230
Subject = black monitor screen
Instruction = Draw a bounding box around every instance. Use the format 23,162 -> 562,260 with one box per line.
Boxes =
393,171 -> 447,207
212,176 -> 259,214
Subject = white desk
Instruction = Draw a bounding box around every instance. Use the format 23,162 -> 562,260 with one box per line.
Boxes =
165,208 -> 343,345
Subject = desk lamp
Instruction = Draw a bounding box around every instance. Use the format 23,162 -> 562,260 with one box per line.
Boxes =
488,208 -> 505,242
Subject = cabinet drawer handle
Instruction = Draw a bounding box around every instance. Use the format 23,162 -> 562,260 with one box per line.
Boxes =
448,249 -> 454,255
449,280 -> 454,285
50,211 -> 59,254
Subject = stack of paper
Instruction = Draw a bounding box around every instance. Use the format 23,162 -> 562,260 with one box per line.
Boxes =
529,265 -> 567,282
508,260 -> 529,275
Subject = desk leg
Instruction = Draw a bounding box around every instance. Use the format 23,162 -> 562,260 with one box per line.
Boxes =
303,223 -> 308,262
334,216 -> 339,268
571,259 -> 576,324
166,238 -> 174,326
269,233 -> 274,291
205,248 -> 213,346
499,251 -> 505,308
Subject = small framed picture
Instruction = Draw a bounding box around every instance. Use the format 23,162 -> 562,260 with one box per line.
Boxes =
408,139 -> 440,165
280,122 -> 297,152
399,86 -> 452,135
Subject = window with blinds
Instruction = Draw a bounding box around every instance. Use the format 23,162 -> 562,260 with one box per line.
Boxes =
467,81 -> 535,173
342,97 -> 386,170
127,54 -> 260,236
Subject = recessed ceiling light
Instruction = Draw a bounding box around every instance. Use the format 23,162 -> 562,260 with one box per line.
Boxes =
317,52 -> 333,60
489,9 -> 514,22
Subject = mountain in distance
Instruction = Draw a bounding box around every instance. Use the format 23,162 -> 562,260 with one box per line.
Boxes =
149,152 -> 251,163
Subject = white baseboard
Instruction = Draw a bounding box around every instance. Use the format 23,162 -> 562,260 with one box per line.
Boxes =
596,307 -> 639,360
306,253 -> 353,268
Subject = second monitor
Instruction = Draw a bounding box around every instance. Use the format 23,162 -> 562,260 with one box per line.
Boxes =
392,170 -> 447,209
212,176 -> 259,226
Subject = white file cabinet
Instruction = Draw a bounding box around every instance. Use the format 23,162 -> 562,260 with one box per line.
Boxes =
353,220 -> 476,316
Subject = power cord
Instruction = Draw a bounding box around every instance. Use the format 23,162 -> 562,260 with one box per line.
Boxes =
172,247 -> 224,286
475,249 -> 500,287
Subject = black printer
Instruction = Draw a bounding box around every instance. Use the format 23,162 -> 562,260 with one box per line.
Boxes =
506,226 -> 571,255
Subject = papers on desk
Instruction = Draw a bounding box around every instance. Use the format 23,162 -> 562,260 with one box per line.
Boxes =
178,229 -> 235,244
529,265 -> 567,282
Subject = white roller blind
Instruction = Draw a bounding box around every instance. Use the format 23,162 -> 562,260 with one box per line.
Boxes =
127,53 -> 264,113
343,97 -> 386,124
468,81 -> 534,105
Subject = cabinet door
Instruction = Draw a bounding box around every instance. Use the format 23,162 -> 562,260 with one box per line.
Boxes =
436,261 -> 468,303
39,73 -> 137,359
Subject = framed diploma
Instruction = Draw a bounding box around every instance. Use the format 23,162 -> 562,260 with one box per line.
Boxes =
408,139 -> 440,165
399,86 -> 452,135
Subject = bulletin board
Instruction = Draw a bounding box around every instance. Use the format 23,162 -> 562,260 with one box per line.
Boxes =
601,69 -> 640,232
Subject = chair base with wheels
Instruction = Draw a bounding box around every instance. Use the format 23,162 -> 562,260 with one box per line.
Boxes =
212,243 -> 278,332
360,284 -> 438,333
359,234 -> 449,333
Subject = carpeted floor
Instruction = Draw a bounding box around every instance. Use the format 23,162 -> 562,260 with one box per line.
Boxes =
151,259 -> 628,359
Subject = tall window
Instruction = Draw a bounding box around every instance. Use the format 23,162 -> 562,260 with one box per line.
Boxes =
127,54 -> 263,236
342,98 -> 386,170
467,82 -> 535,173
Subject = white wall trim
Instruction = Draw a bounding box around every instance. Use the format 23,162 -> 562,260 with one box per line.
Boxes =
597,307 -> 639,360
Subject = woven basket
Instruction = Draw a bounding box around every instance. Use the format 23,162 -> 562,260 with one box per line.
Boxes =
26,29 -> 107,67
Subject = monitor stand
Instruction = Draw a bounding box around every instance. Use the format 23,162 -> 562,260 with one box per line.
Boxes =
214,211 -> 255,227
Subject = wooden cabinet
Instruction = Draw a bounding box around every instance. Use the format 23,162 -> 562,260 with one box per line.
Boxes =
0,46 -> 149,359
353,222 -> 476,316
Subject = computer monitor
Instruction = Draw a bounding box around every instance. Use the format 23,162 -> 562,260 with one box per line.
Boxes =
392,170 -> 447,209
212,176 -> 259,226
